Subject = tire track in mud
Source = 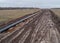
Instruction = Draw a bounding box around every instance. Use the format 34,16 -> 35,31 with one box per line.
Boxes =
0,9 -> 60,43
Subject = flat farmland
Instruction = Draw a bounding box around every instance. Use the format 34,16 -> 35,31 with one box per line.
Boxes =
51,9 -> 60,18
0,8 -> 39,24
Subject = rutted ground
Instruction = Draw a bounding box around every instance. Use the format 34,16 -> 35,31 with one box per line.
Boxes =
0,9 -> 60,43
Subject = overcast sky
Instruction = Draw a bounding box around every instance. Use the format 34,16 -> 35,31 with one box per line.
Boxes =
0,0 -> 60,8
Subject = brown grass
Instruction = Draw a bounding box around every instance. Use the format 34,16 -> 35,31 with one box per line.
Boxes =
0,9 -> 39,24
51,9 -> 60,18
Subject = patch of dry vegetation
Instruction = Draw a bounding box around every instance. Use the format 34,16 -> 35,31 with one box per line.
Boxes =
0,8 -> 39,24
51,9 -> 60,18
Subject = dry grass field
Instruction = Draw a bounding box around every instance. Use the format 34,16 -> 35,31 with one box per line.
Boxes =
0,8 -> 39,24
51,8 -> 60,18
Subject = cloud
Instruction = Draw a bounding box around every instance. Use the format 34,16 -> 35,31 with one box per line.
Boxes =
0,0 -> 60,8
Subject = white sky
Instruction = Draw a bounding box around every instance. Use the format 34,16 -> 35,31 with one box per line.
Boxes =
0,0 -> 60,8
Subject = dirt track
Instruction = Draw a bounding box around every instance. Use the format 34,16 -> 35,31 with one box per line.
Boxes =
0,9 -> 60,43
